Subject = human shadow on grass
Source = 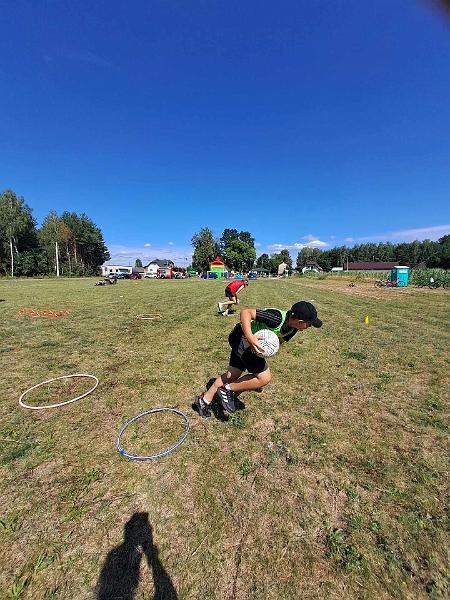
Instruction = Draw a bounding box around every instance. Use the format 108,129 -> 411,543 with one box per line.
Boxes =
191,377 -> 246,422
96,512 -> 178,600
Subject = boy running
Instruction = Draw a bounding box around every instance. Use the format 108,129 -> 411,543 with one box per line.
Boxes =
218,279 -> 249,315
194,301 -> 322,417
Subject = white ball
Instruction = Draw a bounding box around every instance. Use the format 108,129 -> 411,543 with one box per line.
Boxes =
255,329 -> 280,357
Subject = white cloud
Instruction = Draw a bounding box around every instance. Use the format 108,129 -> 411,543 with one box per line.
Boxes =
300,234 -> 329,248
144,243 -> 151,247
168,241 -> 174,245
105,244 -> 193,266
306,239 -> 329,248
346,224 -> 450,244
267,238 -> 330,253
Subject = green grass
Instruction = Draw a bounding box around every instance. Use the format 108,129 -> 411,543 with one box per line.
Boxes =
0,276 -> 449,599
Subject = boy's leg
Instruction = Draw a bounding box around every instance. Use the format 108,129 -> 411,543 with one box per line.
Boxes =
224,349 -> 271,394
218,297 -> 231,314
203,366 -> 243,403
223,295 -> 238,315
194,351 -> 245,417
227,369 -> 271,394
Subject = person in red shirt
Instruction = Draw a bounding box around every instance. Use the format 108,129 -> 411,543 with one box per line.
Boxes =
218,279 -> 249,315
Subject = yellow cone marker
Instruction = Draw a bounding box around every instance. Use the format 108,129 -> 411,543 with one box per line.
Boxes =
364,315 -> 369,325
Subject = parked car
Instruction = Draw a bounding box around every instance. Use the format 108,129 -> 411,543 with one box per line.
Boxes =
144,273 -> 157,278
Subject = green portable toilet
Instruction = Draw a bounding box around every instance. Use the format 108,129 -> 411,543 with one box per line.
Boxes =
391,265 -> 409,287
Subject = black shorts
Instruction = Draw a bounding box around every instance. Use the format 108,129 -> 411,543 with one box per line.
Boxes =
228,329 -> 268,374
225,287 -> 235,300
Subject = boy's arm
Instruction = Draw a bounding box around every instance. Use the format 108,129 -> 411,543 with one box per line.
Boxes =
240,308 -> 265,355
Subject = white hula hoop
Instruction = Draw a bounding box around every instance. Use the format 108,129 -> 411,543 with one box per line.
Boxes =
135,313 -> 162,320
116,408 -> 190,461
19,374 -> 99,410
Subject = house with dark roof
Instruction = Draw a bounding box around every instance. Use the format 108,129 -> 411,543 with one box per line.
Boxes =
144,258 -> 175,277
346,261 -> 401,271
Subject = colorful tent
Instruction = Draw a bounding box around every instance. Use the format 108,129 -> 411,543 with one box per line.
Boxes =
209,257 -> 226,279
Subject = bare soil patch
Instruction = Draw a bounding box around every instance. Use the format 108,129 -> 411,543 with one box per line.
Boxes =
17,308 -> 70,318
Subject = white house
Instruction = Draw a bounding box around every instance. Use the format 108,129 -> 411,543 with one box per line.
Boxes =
144,262 -> 160,278
144,259 -> 174,277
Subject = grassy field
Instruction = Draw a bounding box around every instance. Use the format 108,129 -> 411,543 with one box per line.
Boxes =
0,276 -> 448,600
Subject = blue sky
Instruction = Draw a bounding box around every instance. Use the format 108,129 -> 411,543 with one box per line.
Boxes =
1,0 -> 449,266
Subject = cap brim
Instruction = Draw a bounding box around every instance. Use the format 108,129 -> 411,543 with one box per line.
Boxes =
311,318 -> 322,328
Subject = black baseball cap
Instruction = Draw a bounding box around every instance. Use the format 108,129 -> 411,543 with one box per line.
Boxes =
290,301 -> 322,328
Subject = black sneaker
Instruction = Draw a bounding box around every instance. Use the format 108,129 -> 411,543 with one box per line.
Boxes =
216,386 -> 236,413
193,394 -> 211,418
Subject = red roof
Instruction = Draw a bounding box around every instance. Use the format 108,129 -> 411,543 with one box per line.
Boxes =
347,261 -> 400,270
210,257 -> 225,266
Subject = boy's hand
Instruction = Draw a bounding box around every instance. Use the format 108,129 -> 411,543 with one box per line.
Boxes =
248,335 -> 265,356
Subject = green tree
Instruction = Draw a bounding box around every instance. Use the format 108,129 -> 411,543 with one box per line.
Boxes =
191,227 -> 220,272
225,239 -> 256,271
219,229 -> 256,269
295,247 -> 322,270
437,235 -> 450,268
268,249 -> 292,274
238,231 -> 255,247
256,253 -> 270,270
219,228 -> 239,255
60,212 -> 109,275
376,242 -> 395,262
135,258 -> 143,268
419,239 -> 440,268
0,189 -> 37,276
14,249 -> 40,276
39,211 -> 69,276
322,245 -> 347,270
393,242 -> 408,266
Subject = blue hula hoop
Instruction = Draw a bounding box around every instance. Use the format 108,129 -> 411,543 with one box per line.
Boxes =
116,407 -> 190,461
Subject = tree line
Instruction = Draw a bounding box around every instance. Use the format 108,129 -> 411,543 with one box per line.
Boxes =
191,226 -> 450,273
295,238 -> 450,271
0,189 -> 110,276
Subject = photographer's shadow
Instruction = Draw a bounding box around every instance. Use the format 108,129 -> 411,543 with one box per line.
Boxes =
96,512 -> 178,600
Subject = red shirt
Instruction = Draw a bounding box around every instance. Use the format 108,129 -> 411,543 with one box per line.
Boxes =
227,280 -> 246,296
